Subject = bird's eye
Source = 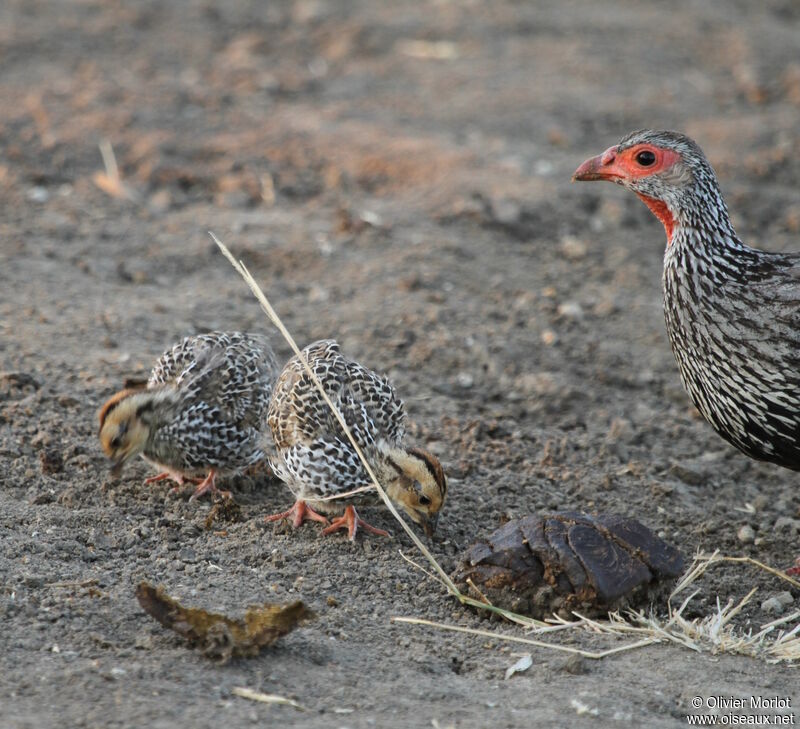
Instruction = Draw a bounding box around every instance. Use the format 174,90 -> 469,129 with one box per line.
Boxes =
419,495 -> 431,506
110,422 -> 128,449
635,150 -> 656,167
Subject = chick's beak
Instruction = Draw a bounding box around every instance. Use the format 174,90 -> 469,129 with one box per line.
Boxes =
110,458 -> 125,478
572,145 -> 620,182
421,512 -> 439,537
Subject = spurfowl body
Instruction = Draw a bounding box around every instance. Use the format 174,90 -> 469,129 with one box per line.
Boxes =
99,331 -> 279,500
574,130 -> 800,572
266,339 -> 447,540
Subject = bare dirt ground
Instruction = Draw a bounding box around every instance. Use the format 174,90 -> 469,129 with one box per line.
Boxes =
1,1 -> 799,727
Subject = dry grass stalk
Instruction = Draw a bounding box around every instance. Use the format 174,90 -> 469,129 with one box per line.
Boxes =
391,616 -> 659,660
396,39 -> 460,60
93,139 -> 138,200
231,686 -> 305,710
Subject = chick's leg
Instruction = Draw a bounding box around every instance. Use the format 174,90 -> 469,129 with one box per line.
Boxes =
144,472 -> 200,486
144,472 -> 170,485
321,505 -> 390,541
188,470 -> 231,502
265,499 -> 330,528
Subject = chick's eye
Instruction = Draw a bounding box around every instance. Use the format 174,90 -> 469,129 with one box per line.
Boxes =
635,150 -> 656,167
418,495 -> 431,506
110,422 -> 128,449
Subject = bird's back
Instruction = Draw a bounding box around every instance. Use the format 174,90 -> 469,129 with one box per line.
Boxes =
268,339 -> 405,451
267,340 -> 405,495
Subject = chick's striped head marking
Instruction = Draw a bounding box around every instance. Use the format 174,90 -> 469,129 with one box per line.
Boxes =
98,388 -> 156,477
384,445 -> 447,536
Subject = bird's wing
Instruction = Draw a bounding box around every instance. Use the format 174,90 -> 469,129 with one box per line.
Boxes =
148,334 -> 207,387
713,253 -> 800,367
278,435 -> 372,496
155,399 -> 265,470
268,340 -> 347,448
341,359 -> 406,443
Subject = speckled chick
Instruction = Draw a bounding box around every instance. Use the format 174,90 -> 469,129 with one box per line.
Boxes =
98,331 -> 279,500
266,339 -> 447,540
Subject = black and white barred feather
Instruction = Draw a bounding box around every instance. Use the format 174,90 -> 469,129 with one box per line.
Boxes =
267,339 -> 406,500
144,331 -> 279,474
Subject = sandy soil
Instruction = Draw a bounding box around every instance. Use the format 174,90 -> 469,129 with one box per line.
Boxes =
1,1 -> 799,727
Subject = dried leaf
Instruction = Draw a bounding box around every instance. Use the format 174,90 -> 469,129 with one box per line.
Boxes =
135,582 -> 313,664
504,653 -> 533,679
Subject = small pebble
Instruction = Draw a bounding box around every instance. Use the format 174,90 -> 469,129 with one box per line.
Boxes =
606,417 -> 633,444
456,372 -> 474,388
177,547 -> 196,563
27,186 -> 49,203
736,525 -> 755,544
490,198 -> 522,225
541,329 -> 558,346
148,189 -> 172,214
560,654 -> 588,675
761,597 -> 784,615
774,516 -> 800,534
667,463 -> 705,486
559,236 -> 588,261
775,591 -> 794,608
557,301 -> 584,321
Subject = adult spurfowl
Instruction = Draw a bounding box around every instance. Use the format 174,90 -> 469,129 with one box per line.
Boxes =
99,331 -> 278,500
573,130 -> 800,574
266,339 -> 447,540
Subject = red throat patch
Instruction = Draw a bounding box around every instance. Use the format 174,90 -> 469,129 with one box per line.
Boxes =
636,194 -> 675,244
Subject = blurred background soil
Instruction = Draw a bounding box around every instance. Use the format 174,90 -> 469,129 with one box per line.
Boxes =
1,1 -> 799,727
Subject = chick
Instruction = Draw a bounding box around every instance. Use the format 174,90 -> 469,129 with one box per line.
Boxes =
266,339 -> 447,540
98,331 -> 278,500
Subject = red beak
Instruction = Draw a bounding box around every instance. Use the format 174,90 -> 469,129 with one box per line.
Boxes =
572,145 -> 620,182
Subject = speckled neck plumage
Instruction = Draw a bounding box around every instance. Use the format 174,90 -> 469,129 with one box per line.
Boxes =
660,167 -> 800,469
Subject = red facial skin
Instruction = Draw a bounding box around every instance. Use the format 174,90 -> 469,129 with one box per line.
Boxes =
573,143 -> 682,243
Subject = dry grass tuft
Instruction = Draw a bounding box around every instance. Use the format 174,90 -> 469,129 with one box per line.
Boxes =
632,551 -> 800,663
398,551 -> 800,664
